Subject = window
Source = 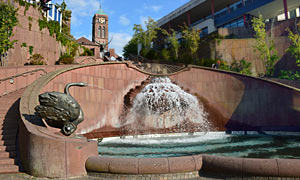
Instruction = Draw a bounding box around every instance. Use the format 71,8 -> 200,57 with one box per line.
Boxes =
48,4 -> 53,17
200,27 -> 208,38
98,26 -> 101,38
54,8 -> 57,21
58,12 -> 61,23
102,26 -> 105,38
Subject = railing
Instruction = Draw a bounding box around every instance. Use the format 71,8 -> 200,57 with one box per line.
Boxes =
214,0 -> 275,27
0,68 -> 47,97
0,69 -> 47,84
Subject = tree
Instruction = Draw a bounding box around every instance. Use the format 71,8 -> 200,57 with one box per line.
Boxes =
56,0 -> 72,35
123,36 -> 138,59
181,24 -> 200,64
287,22 -> 300,67
252,15 -> 278,77
162,28 -> 180,60
0,2 -> 18,66
132,17 -> 159,55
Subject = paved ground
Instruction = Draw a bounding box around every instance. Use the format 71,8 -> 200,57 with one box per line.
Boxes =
0,173 -> 300,180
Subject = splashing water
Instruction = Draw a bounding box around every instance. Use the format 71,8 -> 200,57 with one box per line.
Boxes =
122,77 -> 211,132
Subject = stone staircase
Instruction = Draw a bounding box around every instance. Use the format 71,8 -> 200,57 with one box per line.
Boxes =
0,89 -> 25,173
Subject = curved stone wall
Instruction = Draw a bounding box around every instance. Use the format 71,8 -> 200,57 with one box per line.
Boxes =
19,62 -> 300,178
169,65 -> 300,131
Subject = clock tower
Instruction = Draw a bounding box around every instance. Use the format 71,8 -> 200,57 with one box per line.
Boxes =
92,5 -> 108,51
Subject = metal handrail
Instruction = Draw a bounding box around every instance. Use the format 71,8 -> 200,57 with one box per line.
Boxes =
0,68 -> 47,83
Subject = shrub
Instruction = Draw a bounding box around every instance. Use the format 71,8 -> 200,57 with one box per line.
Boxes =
28,54 -> 47,65
80,47 -> 94,56
57,54 -> 74,64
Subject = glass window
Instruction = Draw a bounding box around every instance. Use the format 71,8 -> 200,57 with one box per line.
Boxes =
290,10 -> 296,19
102,26 -> 105,38
98,26 -> 101,38
48,4 -> 53,17
54,8 -> 57,21
58,12 -> 61,23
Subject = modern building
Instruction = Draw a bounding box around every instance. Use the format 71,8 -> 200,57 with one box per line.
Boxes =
157,0 -> 300,37
23,0 -> 62,27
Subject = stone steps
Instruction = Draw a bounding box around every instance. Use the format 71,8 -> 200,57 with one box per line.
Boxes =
0,164 -> 19,173
0,88 -> 25,174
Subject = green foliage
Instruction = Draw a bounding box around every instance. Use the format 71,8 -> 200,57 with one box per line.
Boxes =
220,59 -> 252,75
0,2 -> 18,57
252,15 -> 278,77
56,0 -> 72,35
278,70 -> 300,80
196,58 -> 216,67
123,36 -> 138,58
57,53 -> 74,64
162,29 -> 180,60
133,17 -> 159,53
29,46 -> 34,55
28,22 -> 32,31
286,22 -> 300,67
181,24 -> 200,64
28,53 -> 46,65
80,47 -> 94,56
21,42 -> 27,47
28,16 -> 33,22
160,48 -> 171,61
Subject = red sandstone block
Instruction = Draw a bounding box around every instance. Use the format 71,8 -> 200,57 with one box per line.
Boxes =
242,158 -> 278,177
0,158 -> 15,165
168,156 -> 196,173
0,151 -> 15,158
202,155 -> 243,175
138,158 -> 169,174
277,159 -> 300,177
0,164 -> 18,173
116,70 -> 122,80
109,158 -> 138,174
192,155 -> 203,170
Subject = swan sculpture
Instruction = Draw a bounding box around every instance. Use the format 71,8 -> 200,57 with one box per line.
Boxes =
35,82 -> 87,136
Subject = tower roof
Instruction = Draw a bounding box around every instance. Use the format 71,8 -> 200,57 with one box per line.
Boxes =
96,4 -> 107,15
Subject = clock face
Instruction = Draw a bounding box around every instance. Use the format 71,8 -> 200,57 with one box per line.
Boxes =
99,17 -> 106,24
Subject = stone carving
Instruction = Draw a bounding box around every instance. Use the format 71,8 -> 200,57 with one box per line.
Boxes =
35,82 -> 87,136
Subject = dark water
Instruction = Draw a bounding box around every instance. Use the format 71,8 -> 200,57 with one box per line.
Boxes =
97,132 -> 300,158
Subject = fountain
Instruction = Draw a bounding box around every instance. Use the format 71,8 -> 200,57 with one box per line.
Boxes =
120,76 -> 212,135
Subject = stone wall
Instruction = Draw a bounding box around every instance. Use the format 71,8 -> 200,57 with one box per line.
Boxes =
0,65 -> 71,97
211,36 -> 293,76
3,1 -> 62,66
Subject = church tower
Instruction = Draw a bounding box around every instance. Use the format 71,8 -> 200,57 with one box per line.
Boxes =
92,5 -> 108,51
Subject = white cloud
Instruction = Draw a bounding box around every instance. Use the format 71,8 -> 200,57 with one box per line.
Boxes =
148,5 -> 162,12
119,15 -> 130,26
63,0 -> 101,27
109,32 -> 132,56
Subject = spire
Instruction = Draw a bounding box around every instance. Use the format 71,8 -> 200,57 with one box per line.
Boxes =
96,2 -> 107,15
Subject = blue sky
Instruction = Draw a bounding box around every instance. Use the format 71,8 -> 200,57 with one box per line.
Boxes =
54,0 -> 189,56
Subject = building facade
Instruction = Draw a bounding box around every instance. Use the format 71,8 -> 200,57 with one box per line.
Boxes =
157,0 -> 300,37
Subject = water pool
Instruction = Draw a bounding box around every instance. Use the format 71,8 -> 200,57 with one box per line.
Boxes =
98,132 -> 300,158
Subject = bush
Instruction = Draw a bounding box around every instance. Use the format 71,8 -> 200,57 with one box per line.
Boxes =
278,70 -> 300,80
28,54 -> 46,65
57,54 -> 74,64
80,47 -> 94,56
220,59 -> 252,75
160,49 -> 171,61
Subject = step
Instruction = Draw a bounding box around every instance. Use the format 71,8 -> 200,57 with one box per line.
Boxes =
0,164 -> 19,173
0,158 -> 15,165
0,123 -> 19,131
0,129 -> 17,135
0,134 -> 16,141
0,145 -> 15,152
0,140 -> 15,146
0,151 -> 16,158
